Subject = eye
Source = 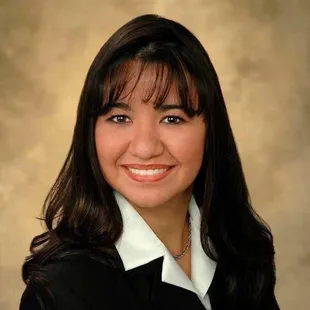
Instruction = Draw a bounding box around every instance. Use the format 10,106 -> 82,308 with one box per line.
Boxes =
107,115 -> 131,123
161,116 -> 185,125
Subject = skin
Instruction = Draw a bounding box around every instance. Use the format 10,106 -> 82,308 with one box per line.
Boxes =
95,62 -> 206,277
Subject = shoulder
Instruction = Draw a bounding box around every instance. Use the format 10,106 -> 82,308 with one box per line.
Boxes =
45,253 -> 120,282
20,253 -> 125,310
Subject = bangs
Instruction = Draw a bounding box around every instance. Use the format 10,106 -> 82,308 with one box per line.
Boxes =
98,56 -> 204,118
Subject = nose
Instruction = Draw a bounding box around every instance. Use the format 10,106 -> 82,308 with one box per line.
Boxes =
128,124 -> 164,160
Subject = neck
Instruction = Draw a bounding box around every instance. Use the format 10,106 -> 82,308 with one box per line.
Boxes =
131,189 -> 192,257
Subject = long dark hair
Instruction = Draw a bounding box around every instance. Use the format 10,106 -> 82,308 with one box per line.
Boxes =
23,14 -> 277,307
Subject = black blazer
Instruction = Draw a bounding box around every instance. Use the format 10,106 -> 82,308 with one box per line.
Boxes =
20,252 -> 280,310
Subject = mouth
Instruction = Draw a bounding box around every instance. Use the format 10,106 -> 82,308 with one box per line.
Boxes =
122,165 -> 175,183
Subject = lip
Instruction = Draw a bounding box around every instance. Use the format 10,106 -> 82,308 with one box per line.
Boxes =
122,165 -> 175,183
123,164 -> 173,169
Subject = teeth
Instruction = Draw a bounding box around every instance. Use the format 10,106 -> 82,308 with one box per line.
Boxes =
128,168 -> 168,176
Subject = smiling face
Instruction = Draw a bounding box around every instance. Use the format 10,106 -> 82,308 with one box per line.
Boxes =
95,62 -> 206,211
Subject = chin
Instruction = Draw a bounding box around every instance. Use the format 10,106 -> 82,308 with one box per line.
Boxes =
131,195 -> 170,209
116,187 -> 178,210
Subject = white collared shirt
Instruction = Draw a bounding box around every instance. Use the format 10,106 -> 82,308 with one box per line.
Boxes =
114,191 -> 217,310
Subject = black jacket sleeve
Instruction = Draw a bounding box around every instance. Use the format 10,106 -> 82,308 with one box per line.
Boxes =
20,280 -> 88,310
19,256 -> 126,310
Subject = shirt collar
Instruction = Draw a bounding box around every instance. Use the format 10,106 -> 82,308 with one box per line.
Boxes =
114,190 -> 217,298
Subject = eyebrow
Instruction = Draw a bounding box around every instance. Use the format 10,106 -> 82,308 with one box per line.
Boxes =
107,102 -> 184,112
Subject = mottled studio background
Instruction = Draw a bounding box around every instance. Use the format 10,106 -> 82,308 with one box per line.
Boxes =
0,0 -> 309,309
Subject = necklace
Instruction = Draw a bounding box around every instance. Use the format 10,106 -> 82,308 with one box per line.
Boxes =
173,215 -> 191,260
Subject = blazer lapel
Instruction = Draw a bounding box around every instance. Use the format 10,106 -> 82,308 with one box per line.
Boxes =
125,257 -> 206,310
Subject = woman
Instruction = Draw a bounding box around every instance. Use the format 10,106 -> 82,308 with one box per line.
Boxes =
20,14 -> 279,309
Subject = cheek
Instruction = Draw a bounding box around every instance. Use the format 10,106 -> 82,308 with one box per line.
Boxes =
169,127 -> 205,165
95,125 -> 122,164
176,140 -> 204,167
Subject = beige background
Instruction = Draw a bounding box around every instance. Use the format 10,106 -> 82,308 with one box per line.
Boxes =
0,0 -> 309,309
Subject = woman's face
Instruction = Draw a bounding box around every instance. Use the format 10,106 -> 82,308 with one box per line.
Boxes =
95,64 -> 206,210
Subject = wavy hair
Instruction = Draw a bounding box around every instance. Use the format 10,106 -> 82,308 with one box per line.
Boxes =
22,14 -> 277,308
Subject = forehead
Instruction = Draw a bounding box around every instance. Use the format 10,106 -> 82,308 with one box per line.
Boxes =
102,59 -> 199,115
121,63 -> 179,103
